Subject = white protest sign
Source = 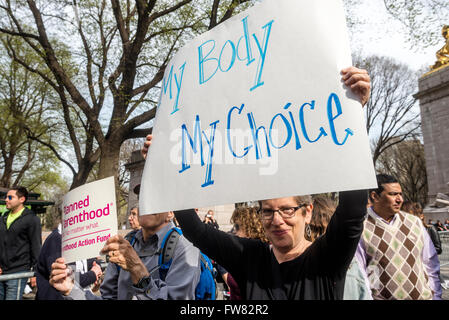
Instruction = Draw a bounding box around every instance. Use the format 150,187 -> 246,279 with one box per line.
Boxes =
61,176 -> 117,264
139,0 -> 377,215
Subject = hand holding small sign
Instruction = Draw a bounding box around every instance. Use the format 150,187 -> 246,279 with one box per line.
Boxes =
49,258 -> 74,296
100,235 -> 150,285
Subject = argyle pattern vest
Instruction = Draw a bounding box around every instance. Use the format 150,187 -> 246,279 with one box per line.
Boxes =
361,210 -> 432,300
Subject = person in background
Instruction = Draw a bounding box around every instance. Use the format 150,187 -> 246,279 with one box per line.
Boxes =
231,207 -> 268,242
402,201 -> 446,290
443,219 -> 449,230
355,174 -> 442,300
402,201 -> 442,255
308,197 -> 335,242
35,213 -> 102,300
217,207 -> 269,300
128,206 -> 141,231
0,186 -> 41,300
309,196 -> 372,300
49,211 -> 201,300
203,209 -> 219,229
435,220 -> 448,232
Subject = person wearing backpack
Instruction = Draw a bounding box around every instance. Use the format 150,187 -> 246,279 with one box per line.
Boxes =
49,211 -> 203,300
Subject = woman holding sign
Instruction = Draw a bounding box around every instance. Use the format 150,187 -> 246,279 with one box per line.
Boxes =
141,66 -> 371,300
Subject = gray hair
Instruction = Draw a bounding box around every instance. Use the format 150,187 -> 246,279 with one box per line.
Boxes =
258,194 -> 312,209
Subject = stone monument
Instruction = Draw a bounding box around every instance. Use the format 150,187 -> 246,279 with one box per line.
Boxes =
124,150 -> 146,224
414,25 -> 449,221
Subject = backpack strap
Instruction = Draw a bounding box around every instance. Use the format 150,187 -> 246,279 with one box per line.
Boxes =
124,229 -> 138,246
199,253 -> 212,273
158,227 -> 182,281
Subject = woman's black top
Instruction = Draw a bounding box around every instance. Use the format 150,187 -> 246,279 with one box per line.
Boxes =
174,189 -> 367,300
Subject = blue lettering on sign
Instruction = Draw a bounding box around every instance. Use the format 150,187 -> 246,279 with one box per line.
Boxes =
179,116 -> 220,188
223,93 -> 354,161
250,19 -> 274,91
247,111 -> 271,160
179,94 -> 355,188
237,16 -> 256,65
198,15 -> 274,92
226,104 -> 252,158
219,40 -> 237,72
299,101 -> 328,143
160,15 -> 274,117
269,112 -> 292,149
179,115 -> 204,173
198,40 -> 218,84
201,120 -> 220,187
159,62 -> 187,115
327,93 -> 354,145
283,103 -> 302,150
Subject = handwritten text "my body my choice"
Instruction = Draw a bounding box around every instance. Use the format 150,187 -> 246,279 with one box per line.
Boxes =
160,15 -> 355,188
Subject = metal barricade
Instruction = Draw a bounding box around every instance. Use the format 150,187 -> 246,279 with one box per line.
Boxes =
0,271 -> 35,282
439,231 -> 449,267
0,262 -> 108,282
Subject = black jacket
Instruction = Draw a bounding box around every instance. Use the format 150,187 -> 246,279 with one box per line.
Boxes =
35,228 -> 99,300
175,190 -> 367,300
426,225 -> 442,255
0,207 -> 42,274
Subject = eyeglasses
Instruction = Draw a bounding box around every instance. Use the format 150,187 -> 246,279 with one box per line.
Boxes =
5,195 -> 13,200
258,204 -> 306,220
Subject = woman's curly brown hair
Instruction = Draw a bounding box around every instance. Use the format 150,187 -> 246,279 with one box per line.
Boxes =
231,207 -> 269,243
309,196 -> 337,242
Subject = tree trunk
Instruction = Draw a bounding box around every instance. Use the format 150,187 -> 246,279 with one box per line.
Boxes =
69,160 -> 96,190
0,156 -> 13,188
97,139 -> 122,205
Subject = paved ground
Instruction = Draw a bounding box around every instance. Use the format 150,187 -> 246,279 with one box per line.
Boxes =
440,263 -> 449,300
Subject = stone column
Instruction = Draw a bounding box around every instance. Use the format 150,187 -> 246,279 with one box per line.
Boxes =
414,66 -> 449,205
124,150 -> 145,228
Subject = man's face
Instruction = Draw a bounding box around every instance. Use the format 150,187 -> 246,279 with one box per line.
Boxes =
128,208 -> 139,229
371,183 -> 403,218
260,196 -> 312,252
5,190 -> 25,212
138,212 -> 168,231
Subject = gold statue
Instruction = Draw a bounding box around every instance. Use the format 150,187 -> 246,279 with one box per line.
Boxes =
431,25 -> 449,70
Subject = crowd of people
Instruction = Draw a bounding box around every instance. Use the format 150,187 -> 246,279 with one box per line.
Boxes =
0,66 -> 447,301
433,219 -> 449,232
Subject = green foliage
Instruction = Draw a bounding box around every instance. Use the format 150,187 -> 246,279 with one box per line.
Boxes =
0,0 -> 257,191
0,35 -> 66,190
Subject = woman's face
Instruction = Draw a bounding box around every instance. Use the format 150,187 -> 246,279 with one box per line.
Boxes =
260,196 -> 312,253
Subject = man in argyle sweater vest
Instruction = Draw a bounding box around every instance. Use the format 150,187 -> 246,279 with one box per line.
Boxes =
355,174 -> 442,300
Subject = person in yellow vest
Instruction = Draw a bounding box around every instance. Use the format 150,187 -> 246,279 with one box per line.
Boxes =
0,186 -> 42,300
355,174 -> 442,300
